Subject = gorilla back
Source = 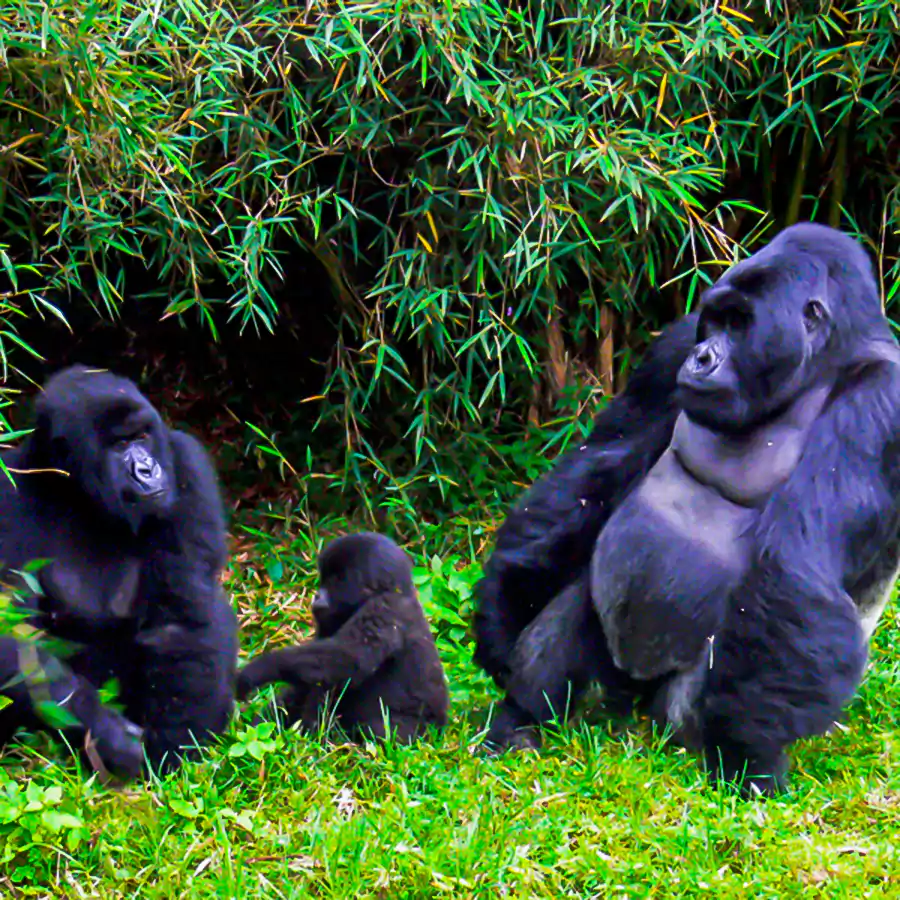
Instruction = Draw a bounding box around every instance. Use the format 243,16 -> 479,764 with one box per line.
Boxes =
0,365 -> 237,778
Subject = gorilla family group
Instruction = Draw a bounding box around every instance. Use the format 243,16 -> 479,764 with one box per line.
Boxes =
0,222 -> 898,799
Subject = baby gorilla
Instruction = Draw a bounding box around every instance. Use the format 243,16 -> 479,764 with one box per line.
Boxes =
237,533 -> 448,743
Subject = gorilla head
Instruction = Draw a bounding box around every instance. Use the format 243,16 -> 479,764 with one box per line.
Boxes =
30,365 -> 176,533
677,222 -> 896,434
311,532 -> 415,638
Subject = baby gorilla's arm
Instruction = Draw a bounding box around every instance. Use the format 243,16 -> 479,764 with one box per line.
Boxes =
237,592 -> 407,696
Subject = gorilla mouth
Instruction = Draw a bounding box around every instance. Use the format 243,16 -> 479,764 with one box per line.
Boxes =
678,380 -> 722,396
676,381 -> 731,404
123,486 -> 168,504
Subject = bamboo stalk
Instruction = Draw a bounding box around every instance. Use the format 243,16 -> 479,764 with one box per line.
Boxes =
785,83 -> 825,226
598,303 -> 615,397
828,116 -> 849,228
785,126 -> 813,226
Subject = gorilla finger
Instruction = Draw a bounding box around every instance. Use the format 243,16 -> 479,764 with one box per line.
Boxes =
87,710 -> 145,781
236,656 -> 284,699
482,703 -> 542,754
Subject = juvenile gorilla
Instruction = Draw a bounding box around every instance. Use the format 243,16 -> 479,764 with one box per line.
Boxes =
237,533 -> 448,743
0,366 -> 238,778
475,223 -> 900,795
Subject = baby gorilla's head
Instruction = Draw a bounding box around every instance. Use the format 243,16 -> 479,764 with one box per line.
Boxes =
312,533 -> 415,638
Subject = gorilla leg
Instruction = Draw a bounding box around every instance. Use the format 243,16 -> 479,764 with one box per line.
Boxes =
485,579 -> 651,749
132,593 -> 238,772
0,637 -> 143,778
700,564 -> 868,797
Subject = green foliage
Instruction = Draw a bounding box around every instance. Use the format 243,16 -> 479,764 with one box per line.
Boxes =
226,721 -> 285,762
0,773 -> 90,871
0,242 -> 48,415
1,1 -> 899,471
0,580 -> 121,730
412,552 -> 491,702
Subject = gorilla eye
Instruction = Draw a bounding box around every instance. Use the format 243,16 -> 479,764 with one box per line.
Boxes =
112,431 -> 149,451
723,308 -> 750,332
707,303 -> 751,335
803,299 -> 827,331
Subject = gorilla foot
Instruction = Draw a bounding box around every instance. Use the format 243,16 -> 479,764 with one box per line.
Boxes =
483,703 -> 542,754
483,724 -> 541,754
706,749 -> 790,799
716,770 -> 789,800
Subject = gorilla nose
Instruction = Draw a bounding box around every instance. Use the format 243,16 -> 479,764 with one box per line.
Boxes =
137,459 -> 161,479
691,341 -> 721,375
123,445 -> 167,495
312,591 -> 329,614
134,459 -> 164,492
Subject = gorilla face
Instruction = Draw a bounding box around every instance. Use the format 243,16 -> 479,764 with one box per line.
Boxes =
677,248 -> 837,434
33,366 -> 177,533
101,405 -> 174,527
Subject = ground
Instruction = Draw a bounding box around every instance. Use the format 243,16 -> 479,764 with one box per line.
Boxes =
0,501 -> 897,899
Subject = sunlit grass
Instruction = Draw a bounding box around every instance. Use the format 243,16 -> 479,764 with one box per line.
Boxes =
0,516 -> 897,898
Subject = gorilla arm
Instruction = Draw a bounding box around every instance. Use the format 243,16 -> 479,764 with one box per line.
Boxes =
701,358 -> 900,794
135,430 -> 237,770
474,314 -> 700,683
0,475 -> 145,778
0,632 -> 144,779
237,591 -> 408,697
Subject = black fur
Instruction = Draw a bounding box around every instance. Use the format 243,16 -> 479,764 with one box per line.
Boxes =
237,533 -> 448,743
475,223 -> 900,796
472,313 -> 700,687
0,365 -> 237,778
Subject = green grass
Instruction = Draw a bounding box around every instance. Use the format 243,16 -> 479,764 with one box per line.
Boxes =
1,516 -> 899,898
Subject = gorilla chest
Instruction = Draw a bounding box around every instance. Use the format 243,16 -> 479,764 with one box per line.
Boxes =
589,405 -> 824,681
0,496 -> 147,634
590,448 -> 759,679
637,450 -> 758,570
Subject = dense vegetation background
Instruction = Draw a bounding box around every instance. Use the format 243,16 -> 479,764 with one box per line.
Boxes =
0,1 -> 899,895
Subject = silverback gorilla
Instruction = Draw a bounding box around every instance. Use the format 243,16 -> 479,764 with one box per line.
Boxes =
474,223 -> 900,796
237,533 -> 448,743
0,366 -> 237,778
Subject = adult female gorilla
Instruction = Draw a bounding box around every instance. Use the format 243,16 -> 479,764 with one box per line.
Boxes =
0,365 -> 237,778
474,223 -> 900,795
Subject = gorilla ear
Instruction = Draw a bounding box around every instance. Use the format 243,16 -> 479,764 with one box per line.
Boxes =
802,299 -> 829,332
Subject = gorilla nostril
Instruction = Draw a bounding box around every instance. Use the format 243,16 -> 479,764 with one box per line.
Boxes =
694,347 -> 717,373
